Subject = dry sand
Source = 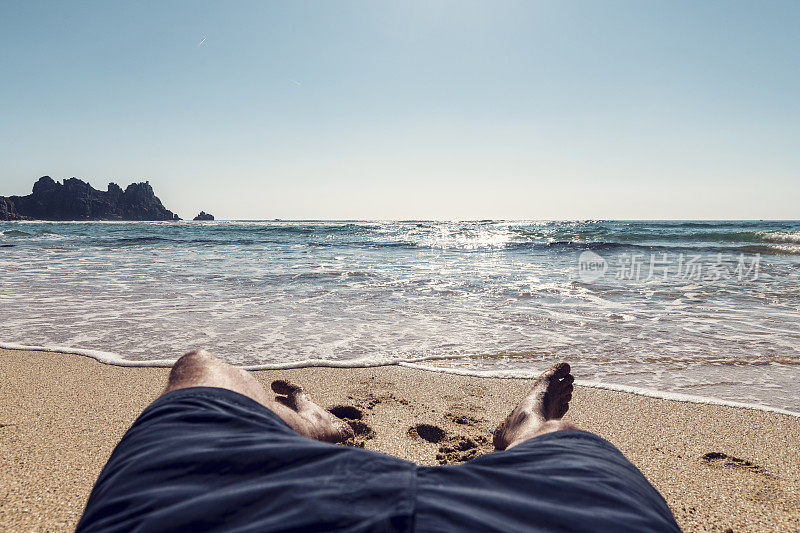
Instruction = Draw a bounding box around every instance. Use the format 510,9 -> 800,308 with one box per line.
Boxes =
1,347 -> 798,532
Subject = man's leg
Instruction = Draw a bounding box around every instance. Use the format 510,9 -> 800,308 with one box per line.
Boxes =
414,362 -> 680,532
492,362 -> 575,449
78,350 -> 415,532
163,349 -> 352,443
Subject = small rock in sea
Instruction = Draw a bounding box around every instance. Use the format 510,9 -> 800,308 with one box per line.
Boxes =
193,211 -> 214,221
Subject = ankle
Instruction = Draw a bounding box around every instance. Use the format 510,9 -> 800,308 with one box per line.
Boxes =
505,420 -> 577,449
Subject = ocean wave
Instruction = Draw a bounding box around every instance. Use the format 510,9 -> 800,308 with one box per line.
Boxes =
0,229 -> 33,237
109,236 -> 267,246
4,221 -> 800,250
20,235 -> 800,255
759,231 -> 800,244
739,244 -> 800,256
521,230 -> 798,245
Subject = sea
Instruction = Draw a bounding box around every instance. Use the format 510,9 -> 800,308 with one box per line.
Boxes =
1,220 -> 799,414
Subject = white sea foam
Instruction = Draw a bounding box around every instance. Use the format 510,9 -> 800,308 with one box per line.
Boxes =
3,341 -> 798,418
0,342 -> 175,367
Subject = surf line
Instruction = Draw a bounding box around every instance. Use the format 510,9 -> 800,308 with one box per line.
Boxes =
2,341 -> 798,418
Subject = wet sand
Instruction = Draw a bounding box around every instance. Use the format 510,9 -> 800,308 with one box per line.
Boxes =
1,347 -> 798,532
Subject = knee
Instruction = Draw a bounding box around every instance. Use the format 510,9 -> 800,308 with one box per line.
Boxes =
176,349 -> 218,365
163,349 -> 265,400
168,350 -> 220,385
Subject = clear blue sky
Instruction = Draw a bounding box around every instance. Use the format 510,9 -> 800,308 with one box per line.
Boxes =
1,1 -> 798,219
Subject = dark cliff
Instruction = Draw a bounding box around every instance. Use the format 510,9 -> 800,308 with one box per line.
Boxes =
0,176 -> 180,221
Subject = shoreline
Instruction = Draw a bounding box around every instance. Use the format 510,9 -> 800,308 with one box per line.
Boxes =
2,341 -> 798,418
1,347 -> 799,531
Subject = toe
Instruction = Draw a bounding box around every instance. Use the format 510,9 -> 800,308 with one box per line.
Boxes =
272,380 -> 315,411
274,395 -> 297,410
271,379 -> 304,395
549,362 -> 571,379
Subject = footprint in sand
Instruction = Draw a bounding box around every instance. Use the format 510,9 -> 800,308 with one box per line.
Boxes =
347,420 -> 375,441
407,424 -> 446,443
445,412 -> 482,426
436,436 -> 490,465
328,405 -> 374,447
347,390 -> 410,410
702,452 -> 766,474
407,424 -> 491,464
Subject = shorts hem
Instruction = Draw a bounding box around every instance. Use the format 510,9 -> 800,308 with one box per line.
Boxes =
142,386 -> 292,430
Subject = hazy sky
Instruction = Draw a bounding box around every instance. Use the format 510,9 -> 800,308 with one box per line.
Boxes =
2,1 -> 798,219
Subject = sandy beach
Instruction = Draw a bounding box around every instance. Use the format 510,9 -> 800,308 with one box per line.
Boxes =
0,347 -> 798,532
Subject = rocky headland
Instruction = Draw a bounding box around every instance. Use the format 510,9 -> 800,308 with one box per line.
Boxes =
0,176 -> 180,221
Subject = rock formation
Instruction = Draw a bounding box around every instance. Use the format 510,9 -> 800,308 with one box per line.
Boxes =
193,211 -> 214,221
0,176 -> 180,221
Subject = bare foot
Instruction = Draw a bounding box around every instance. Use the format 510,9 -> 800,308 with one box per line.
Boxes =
493,362 -> 575,450
271,380 -> 354,444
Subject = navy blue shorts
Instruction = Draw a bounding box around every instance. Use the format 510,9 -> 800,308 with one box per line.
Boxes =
77,387 -> 679,532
